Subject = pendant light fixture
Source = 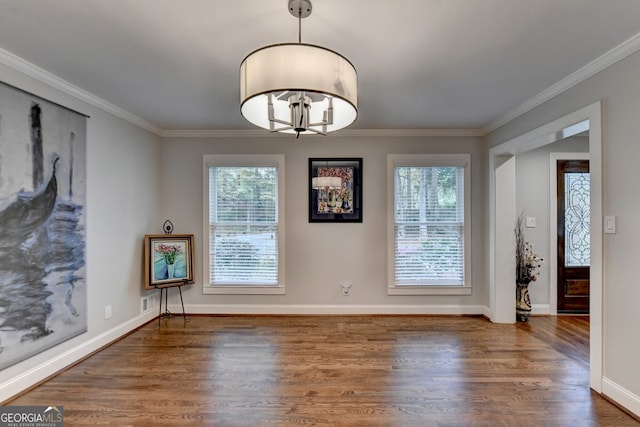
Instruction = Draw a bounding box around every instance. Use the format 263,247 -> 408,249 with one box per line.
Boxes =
240,0 -> 358,137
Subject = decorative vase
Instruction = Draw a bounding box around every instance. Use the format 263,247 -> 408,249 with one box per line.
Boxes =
167,263 -> 175,279
342,199 -> 349,209
516,282 -> 531,322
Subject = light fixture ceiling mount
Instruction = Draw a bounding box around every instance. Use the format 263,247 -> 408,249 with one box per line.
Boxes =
288,0 -> 312,20
240,0 -> 358,137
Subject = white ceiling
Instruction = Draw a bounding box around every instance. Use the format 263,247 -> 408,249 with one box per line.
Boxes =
2,0 -> 640,134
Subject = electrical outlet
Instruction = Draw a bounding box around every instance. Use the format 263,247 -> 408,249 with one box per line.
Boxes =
104,305 -> 112,319
141,297 -> 149,313
339,281 -> 353,296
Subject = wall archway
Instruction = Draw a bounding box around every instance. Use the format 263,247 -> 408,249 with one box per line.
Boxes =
488,102 -> 603,392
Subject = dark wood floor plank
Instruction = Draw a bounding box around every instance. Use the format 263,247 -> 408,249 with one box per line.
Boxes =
7,315 -> 639,426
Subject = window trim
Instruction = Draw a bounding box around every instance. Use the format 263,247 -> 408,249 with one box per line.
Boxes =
202,154 -> 285,295
387,154 -> 472,295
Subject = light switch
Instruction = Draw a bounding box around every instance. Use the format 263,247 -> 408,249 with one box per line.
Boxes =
605,216 -> 616,234
525,217 -> 536,228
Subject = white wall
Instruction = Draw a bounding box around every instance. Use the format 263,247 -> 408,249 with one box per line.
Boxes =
487,49 -> 640,412
515,137 -> 588,311
159,135 -> 487,313
3,40 -> 637,416
0,62 -> 161,401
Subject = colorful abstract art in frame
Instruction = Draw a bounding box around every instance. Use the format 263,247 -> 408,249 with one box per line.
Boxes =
309,158 -> 362,223
0,81 -> 88,370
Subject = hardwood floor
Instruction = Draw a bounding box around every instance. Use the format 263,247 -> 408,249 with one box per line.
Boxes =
7,315 -> 639,426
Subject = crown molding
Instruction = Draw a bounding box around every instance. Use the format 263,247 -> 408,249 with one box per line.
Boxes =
160,129 -> 271,138
332,128 -> 486,138
6,29 -> 640,139
160,127 -> 486,138
486,31 -> 640,133
0,49 -> 483,140
0,48 -> 161,135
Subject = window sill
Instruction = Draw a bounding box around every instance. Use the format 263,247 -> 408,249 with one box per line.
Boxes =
204,285 -> 285,295
388,285 -> 472,296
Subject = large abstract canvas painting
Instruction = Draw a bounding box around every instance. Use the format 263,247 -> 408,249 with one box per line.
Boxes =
0,82 -> 87,370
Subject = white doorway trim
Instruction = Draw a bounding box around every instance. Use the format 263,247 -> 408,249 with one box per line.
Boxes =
549,152 -> 589,316
489,101 -> 602,392
488,155 -> 516,323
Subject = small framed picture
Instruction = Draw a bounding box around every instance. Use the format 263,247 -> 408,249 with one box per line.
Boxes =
309,158 -> 362,223
143,234 -> 195,289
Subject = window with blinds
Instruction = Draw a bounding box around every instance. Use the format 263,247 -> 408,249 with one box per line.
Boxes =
388,154 -> 471,294
203,155 -> 284,294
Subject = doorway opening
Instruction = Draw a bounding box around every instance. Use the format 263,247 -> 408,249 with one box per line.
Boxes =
489,102 -> 602,392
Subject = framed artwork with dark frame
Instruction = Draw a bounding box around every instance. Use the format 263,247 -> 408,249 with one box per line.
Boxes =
309,158 -> 362,223
143,234 -> 195,289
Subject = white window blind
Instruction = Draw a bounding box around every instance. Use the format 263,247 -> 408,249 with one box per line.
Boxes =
393,165 -> 465,286
208,166 -> 279,285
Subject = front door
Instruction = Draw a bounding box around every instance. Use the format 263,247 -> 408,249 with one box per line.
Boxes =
557,160 -> 590,313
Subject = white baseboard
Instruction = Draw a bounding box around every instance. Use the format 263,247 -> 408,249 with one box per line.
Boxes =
0,311 -> 157,403
482,305 -> 493,319
603,376 -> 640,418
172,304 -> 486,316
531,304 -> 551,315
